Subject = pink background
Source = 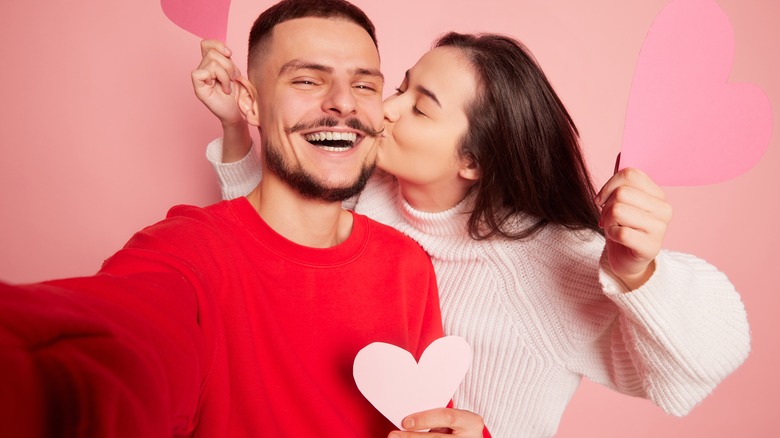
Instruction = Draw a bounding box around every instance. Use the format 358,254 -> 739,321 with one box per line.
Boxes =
0,0 -> 776,436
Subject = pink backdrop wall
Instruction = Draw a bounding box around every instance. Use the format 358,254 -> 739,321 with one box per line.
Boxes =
1,0 -> 777,436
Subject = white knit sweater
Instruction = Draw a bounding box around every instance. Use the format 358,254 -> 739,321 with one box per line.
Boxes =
208,140 -> 750,437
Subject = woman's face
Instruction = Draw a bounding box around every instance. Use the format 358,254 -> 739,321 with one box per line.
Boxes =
378,46 -> 479,210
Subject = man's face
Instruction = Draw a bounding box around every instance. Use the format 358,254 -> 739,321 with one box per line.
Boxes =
250,17 -> 384,201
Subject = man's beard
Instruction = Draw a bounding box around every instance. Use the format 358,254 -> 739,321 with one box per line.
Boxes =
265,140 -> 376,203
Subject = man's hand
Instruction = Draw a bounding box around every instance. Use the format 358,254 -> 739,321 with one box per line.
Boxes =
388,408 -> 485,437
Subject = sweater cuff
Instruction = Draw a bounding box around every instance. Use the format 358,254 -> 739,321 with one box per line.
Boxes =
599,250 -> 691,314
599,249 -> 747,340
205,138 -> 262,200
598,249 -> 750,415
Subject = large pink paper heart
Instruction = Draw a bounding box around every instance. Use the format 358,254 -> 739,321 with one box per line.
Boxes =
161,0 -> 231,41
353,336 -> 472,431
619,0 -> 772,186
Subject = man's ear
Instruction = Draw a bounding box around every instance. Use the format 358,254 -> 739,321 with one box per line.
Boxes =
235,76 -> 261,126
458,155 -> 481,181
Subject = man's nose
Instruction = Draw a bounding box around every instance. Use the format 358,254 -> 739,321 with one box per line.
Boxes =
322,82 -> 357,116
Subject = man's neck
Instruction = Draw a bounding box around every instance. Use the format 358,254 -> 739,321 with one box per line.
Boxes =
245,176 -> 354,248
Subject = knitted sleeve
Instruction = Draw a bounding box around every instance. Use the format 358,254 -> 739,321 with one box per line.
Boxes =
597,249 -> 749,415
561,236 -> 750,416
206,137 -> 262,200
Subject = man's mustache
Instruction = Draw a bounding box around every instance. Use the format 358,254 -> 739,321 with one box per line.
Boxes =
286,117 -> 384,138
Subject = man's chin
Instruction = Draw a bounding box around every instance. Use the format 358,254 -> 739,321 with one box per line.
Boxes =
265,140 -> 375,203
309,166 -> 375,203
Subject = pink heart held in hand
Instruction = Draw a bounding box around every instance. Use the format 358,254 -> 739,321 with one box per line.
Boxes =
353,336 -> 472,431
619,0 -> 772,186
161,0 -> 232,41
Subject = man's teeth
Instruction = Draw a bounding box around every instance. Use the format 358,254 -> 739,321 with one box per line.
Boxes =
304,131 -> 358,143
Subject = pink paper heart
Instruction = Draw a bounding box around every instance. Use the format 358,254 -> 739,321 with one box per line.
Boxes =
161,0 -> 232,41
619,0 -> 772,186
353,336 -> 472,431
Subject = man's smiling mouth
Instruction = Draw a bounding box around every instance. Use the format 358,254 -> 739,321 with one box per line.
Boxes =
304,131 -> 358,151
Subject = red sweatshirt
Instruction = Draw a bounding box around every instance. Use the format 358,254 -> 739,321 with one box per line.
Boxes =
0,198 -> 444,437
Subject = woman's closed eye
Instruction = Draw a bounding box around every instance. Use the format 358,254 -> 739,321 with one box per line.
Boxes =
394,86 -> 426,116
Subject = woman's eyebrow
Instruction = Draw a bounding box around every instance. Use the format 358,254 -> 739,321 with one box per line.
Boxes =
405,70 -> 441,107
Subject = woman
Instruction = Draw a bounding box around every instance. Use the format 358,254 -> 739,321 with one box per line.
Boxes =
192,33 -> 750,437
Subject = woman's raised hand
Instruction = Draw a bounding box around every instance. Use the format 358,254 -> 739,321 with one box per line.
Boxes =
595,167 -> 673,290
191,39 -> 244,128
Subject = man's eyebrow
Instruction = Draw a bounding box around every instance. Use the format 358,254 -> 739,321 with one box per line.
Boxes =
405,71 -> 441,108
279,60 -> 332,75
354,68 -> 384,81
279,60 -> 384,81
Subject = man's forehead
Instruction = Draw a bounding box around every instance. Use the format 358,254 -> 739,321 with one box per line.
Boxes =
266,17 -> 380,65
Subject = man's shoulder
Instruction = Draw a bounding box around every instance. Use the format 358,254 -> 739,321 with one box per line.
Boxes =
165,199 -> 238,222
357,212 -> 427,256
158,198 -> 252,231
126,199 -> 245,248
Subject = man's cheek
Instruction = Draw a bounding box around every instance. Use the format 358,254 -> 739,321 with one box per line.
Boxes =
361,97 -> 385,127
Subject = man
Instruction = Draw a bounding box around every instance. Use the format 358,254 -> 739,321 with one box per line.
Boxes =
0,0 -> 444,436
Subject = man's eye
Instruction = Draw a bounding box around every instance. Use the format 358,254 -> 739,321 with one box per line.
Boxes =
355,84 -> 376,91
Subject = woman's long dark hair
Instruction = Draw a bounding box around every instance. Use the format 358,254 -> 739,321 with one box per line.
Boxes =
436,32 -> 602,240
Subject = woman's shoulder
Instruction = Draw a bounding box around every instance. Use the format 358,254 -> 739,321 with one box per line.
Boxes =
479,220 -> 607,297
499,214 -> 604,259
353,170 -> 399,216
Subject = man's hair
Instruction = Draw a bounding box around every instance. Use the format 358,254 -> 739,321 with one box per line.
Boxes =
247,0 -> 378,71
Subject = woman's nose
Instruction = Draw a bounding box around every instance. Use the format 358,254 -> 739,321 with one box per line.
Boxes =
383,94 -> 400,123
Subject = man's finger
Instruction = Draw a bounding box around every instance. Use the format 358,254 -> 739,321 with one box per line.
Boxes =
401,408 -> 484,435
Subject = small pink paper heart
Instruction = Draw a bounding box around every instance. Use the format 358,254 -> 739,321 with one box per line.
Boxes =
353,336 -> 472,431
619,0 -> 772,186
161,0 -> 232,41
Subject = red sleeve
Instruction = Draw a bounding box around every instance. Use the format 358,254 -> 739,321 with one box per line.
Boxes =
0,269 -> 206,437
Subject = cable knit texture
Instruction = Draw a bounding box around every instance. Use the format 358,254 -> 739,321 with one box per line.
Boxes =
208,140 -> 751,437
206,138 -> 262,200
